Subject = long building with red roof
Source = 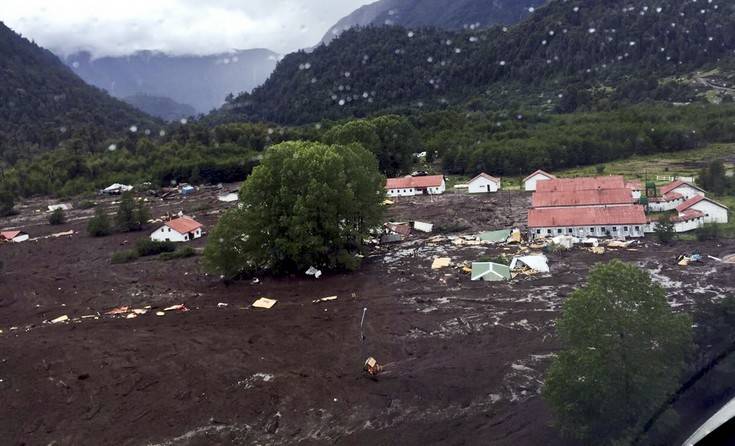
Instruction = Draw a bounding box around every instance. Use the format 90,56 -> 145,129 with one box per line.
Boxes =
385,175 -> 446,197
528,175 -> 646,239
529,205 -> 647,239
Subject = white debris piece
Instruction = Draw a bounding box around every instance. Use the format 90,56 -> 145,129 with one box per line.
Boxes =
306,266 -> 322,279
510,255 -> 550,273
217,193 -> 239,203
414,221 -> 433,233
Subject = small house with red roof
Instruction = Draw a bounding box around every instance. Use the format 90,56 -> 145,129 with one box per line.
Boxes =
385,175 -> 445,197
150,216 -> 204,243
0,230 -> 29,243
468,173 -> 501,194
523,170 -> 556,192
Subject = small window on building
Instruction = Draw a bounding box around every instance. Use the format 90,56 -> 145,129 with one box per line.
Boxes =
590,227 -> 595,232
568,228 -> 573,234
635,226 -> 640,231
623,226 -> 628,231
547,229 -> 552,234
536,229 -> 541,234
557,229 -> 563,234
612,227 -> 617,232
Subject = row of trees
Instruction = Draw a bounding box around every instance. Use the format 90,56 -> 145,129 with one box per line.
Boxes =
87,193 -> 150,237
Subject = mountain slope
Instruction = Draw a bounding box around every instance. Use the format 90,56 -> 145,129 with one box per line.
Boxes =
0,22 -> 158,162
123,95 -> 197,122
322,0 -> 547,44
217,0 -> 735,125
64,49 -> 280,114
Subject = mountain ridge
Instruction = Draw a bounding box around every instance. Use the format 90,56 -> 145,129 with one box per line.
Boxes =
63,48 -> 280,114
321,0 -> 547,45
0,21 -> 159,162
215,0 -> 735,125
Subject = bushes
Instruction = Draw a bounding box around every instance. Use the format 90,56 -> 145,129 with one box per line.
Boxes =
135,239 -> 176,257
48,208 -> 65,225
696,223 -> 721,241
159,246 -> 197,261
87,208 -> 112,237
111,250 -> 139,264
112,242 -> 196,264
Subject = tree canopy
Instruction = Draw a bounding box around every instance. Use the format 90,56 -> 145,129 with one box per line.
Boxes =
204,141 -> 385,279
322,115 -> 421,176
543,260 -> 692,444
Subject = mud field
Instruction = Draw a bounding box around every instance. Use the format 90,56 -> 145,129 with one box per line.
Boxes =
0,189 -> 734,445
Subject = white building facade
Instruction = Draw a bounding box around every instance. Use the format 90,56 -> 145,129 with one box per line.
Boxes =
468,173 -> 501,194
523,170 -> 556,192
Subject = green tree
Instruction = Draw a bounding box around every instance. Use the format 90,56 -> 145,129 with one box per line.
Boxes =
204,141 -> 384,279
116,192 -> 149,232
323,116 -> 420,177
698,160 -> 729,195
48,207 -> 65,225
87,208 -> 111,237
654,213 -> 675,244
543,260 -> 692,444
0,186 -> 15,217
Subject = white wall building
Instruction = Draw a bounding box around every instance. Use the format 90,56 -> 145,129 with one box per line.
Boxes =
386,175 -> 445,197
150,217 -> 204,242
523,170 -> 556,192
468,173 -> 501,194
660,180 -> 706,200
677,196 -> 729,224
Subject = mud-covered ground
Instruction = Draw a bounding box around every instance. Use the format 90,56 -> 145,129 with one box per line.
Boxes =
0,189 -> 733,445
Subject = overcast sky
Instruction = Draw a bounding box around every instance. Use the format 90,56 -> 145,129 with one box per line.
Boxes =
2,0 -> 373,57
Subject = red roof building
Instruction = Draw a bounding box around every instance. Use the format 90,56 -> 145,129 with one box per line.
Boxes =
536,176 -> 626,193
386,175 -> 444,190
166,217 -> 203,234
528,205 -> 647,229
532,188 -> 634,208
660,180 -> 705,197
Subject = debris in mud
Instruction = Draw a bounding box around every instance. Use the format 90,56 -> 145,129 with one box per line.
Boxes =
252,298 -> 277,309
431,257 -> 452,270
50,315 -> 69,324
163,304 -> 189,312
471,262 -> 511,281
510,255 -> 550,274
306,266 -> 322,279
413,221 -> 433,233
363,357 -> 383,376
105,306 -> 129,315
312,296 -> 337,304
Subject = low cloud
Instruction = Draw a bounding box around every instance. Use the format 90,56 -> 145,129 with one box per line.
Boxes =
3,0 -> 371,57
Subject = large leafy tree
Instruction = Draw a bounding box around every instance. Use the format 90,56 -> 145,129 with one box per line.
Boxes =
543,260 -> 692,444
204,141 -> 384,278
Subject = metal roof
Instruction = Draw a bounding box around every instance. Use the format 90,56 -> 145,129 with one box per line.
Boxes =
528,205 -> 647,228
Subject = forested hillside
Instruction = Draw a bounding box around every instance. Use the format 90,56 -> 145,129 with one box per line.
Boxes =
216,0 -> 735,125
321,0 -> 545,44
0,22 -> 159,164
123,95 -> 197,122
